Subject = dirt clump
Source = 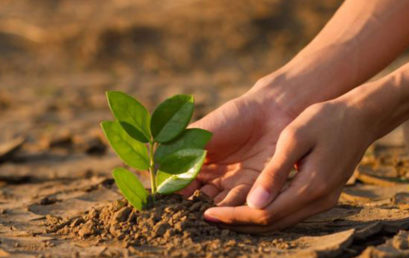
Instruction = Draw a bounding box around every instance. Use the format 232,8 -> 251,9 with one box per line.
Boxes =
45,191 -> 294,257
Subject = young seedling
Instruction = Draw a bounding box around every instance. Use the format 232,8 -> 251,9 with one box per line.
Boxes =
101,91 -> 212,210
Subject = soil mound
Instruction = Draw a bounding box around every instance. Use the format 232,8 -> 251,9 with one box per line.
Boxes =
45,191 -> 293,257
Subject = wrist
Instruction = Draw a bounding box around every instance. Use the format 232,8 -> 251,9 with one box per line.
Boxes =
247,45 -> 357,117
336,64 -> 409,142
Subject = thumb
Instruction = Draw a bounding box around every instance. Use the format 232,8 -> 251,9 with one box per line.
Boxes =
246,127 -> 313,209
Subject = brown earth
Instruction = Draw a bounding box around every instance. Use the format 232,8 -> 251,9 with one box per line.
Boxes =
1,137 -> 409,257
45,191 -> 297,257
1,0 -> 409,257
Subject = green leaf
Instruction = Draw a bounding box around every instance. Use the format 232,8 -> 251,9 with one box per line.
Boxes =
112,167 -> 148,210
150,95 -> 194,143
155,128 -> 212,163
158,148 -> 206,175
157,149 -> 206,194
106,91 -> 151,143
101,121 -> 149,170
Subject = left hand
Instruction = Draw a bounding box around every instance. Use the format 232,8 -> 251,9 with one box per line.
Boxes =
203,99 -> 374,232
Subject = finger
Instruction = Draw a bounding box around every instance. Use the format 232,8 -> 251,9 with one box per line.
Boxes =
247,126 -> 313,209
255,151 -> 329,223
204,151 -> 325,226
213,190 -> 229,204
221,194 -> 337,233
217,184 -> 251,207
204,173 -> 318,226
177,179 -> 201,197
203,206 -> 267,225
200,184 -> 220,199
270,191 -> 340,231
178,163 -> 227,197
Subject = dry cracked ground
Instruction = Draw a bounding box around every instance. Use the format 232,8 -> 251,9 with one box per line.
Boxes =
1,124 -> 409,257
1,0 -> 409,257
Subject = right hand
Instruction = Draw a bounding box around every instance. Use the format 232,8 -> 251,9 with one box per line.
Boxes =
180,75 -> 298,207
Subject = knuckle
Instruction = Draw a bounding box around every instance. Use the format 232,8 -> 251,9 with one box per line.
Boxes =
254,74 -> 277,88
229,207 -> 241,224
281,126 -> 302,142
305,180 -> 329,200
254,77 -> 269,88
256,210 -> 273,226
307,103 -> 325,113
307,102 -> 335,117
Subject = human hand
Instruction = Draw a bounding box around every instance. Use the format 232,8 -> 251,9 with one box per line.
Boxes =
180,55 -> 366,212
180,74 -> 298,206
181,0 -> 409,231
202,80 -> 400,232
180,50 -> 359,204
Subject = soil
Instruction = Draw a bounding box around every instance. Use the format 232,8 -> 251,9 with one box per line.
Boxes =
42,181 -> 409,257
1,0 -> 409,257
1,127 -> 409,257
28,145 -> 409,257
45,191 -> 297,257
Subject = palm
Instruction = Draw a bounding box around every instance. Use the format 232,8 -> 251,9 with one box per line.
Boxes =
183,93 -> 294,206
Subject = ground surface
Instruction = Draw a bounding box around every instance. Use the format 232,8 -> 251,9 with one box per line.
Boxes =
1,134 -> 409,257
1,0 -> 409,257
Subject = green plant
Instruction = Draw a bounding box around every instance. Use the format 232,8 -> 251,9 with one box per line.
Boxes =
101,91 -> 212,210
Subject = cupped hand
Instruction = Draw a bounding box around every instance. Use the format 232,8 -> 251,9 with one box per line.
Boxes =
180,78 -> 297,207
202,99 -> 373,232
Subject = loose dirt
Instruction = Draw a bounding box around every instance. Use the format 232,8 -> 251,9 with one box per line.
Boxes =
45,191 -> 296,257
1,0 -> 409,257
1,133 -> 409,257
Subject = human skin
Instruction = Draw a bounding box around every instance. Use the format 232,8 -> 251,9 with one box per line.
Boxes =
204,63 -> 409,232
180,0 -> 409,230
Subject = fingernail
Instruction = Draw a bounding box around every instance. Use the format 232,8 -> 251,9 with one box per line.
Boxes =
247,186 -> 270,209
204,209 -> 221,223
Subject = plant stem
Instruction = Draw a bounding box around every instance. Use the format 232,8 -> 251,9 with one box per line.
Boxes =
149,141 -> 157,195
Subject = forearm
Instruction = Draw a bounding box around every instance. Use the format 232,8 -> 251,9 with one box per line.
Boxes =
253,0 -> 409,116
340,63 -> 409,142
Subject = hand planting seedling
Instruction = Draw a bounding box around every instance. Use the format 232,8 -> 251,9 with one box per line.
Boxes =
101,91 -> 212,210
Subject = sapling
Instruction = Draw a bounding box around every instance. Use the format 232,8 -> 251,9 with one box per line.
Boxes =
101,91 -> 212,210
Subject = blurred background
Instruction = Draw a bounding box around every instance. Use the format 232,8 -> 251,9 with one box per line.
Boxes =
0,0 -> 408,151
2,2 -> 409,256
